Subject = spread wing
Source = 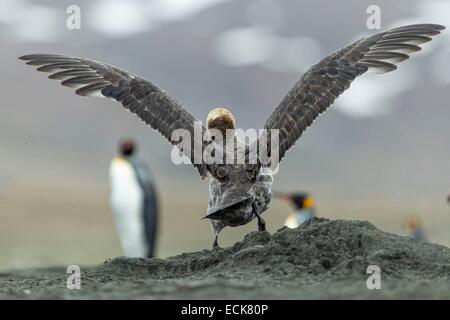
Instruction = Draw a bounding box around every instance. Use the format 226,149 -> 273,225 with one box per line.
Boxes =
263,24 -> 445,163
19,54 -> 210,177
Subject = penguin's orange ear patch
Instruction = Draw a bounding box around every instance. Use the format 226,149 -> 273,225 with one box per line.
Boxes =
113,155 -> 127,163
303,196 -> 314,209
404,215 -> 419,231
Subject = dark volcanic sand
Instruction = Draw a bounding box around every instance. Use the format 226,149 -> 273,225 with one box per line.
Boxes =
1,218 -> 449,299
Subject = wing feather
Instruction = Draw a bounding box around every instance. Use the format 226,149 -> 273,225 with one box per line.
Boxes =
263,24 -> 444,162
20,54 -> 210,177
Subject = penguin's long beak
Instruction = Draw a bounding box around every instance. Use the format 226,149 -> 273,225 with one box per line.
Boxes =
273,192 -> 290,201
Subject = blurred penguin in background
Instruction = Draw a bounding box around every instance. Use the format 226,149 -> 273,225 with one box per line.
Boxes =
403,214 -> 426,241
275,192 -> 316,228
109,139 -> 159,258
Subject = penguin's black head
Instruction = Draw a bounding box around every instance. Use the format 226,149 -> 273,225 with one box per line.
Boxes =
278,192 -> 314,210
119,139 -> 135,157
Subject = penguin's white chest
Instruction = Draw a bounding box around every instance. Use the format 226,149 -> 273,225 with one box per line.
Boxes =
109,157 -> 148,257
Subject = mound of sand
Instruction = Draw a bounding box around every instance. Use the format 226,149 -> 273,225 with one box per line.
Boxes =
1,218 -> 450,299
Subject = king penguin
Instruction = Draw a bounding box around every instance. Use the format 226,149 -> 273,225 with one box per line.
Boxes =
403,214 -> 426,241
275,192 -> 316,228
109,139 -> 159,258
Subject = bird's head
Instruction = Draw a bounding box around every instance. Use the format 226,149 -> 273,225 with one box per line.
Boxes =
276,192 -> 314,210
298,194 -> 314,210
204,163 -> 266,225
207,107 -> 235,137
119,139 -> 135,157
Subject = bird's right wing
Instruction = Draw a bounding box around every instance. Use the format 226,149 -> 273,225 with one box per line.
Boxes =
262,24 -> 445,163
19,54 -> 210,178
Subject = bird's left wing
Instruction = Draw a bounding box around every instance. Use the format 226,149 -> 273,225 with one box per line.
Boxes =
262,24 -> 444,163
19,54 -> 210,177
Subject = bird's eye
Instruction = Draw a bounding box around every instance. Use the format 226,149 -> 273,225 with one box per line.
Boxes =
216,166 -> 228,179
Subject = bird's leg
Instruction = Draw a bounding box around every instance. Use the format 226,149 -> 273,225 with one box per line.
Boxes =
255,211 -> 266,231
210,220 -> 223,249
212,235 -> 219,249
253,203 -> 266,231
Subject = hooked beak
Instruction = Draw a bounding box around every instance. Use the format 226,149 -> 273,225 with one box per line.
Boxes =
203,195 -> 254,220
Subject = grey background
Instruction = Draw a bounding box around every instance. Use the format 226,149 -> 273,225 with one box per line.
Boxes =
0,0 -> 449,269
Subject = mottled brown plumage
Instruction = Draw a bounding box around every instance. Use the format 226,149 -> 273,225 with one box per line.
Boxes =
264,24 -> 445,162
20,53 -> 211,178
